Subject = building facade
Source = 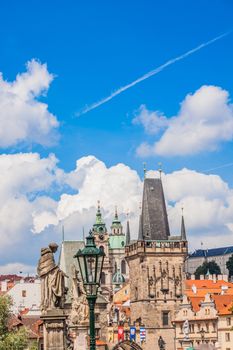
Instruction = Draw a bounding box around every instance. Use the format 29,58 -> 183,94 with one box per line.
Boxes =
186,246 -> 233,276
126,177 -> 188,350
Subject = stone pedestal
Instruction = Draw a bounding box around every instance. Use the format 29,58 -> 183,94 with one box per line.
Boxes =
180,338 -> 194,350
73,325 -> 88,350
41,310 -> 68,350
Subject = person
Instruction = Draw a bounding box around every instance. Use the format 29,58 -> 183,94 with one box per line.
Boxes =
158,336 -> 166,350
37,242 -> 67,313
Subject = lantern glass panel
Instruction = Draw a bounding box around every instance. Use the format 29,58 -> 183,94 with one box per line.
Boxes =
86,254 -> 97,284
77,255 -> 87,283
96,254 -> 104,284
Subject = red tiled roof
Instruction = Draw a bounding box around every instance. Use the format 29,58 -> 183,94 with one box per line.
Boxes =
188,294 -> 233,314
186,280 -> 233,289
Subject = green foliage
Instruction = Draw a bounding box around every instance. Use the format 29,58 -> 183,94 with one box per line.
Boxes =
194,260 -> 221,279
28,341 -> 38,350
226,254 -> 233,277
0,294 -> 12,336
0,296 -> 29,350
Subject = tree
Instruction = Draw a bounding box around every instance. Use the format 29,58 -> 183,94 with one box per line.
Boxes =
194,260 -> 221,279
226,254 -> 233,278
0,295 -> 29,350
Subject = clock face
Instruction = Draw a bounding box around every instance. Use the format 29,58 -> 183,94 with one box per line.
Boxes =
99,234 -> 104,241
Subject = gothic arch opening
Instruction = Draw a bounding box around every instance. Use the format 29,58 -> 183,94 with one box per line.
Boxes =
112,340 -> 143,350
121,259 -> 126,274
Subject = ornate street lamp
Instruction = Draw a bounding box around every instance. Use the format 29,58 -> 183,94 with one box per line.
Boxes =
74,230 -> 105,350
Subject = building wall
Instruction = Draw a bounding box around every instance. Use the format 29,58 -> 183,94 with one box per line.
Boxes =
186,253 -> 232,275
218,315 -> 233,350
126,240 -> 187,350
7,280 -> 41,314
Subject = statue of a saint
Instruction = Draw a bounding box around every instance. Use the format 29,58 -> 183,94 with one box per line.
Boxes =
182,319 -> 189,339
37,242 -> 67,313
70,266 -> 89,324
158,336 -> 166,350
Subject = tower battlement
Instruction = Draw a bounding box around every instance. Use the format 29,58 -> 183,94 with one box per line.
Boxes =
126,239 -> 188,258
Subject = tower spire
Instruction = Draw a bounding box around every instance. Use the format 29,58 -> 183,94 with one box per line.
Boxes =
115,205 -> 118,220
126,211 -> 131,245
181,207 -> 187,241
92,201 -> 107,234
139,177 -> 170,240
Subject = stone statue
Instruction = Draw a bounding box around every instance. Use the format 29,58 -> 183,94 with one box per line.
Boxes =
70,266 -> 89,324
158,336 -> 166,350
182,319 -> 189,339
37,242 -> 67,313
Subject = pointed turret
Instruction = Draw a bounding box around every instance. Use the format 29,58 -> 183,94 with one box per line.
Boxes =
181,211 -> 187,241
139,178 -> 170,240
126,219 -> 131,245
92,201 -> 107,234
111,206 -> 123,235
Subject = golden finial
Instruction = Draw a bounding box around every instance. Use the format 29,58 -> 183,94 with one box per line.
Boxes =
143,162 -> 147,179
158,162 -> 162,179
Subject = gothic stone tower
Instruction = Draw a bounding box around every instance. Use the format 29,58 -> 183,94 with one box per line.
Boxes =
125,178 -> 188,350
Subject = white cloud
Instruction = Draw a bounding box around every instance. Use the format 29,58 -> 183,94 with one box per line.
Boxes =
135,85 -> 233,156
0,263 -> 36,275
0,154 -> 233,269
132,105 -> 168,135
0,59 -> 59,147
37,155 -> 142,237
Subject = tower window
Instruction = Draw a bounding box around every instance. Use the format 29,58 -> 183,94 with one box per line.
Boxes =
162,311 -> 169,326
121,260 -> 126,274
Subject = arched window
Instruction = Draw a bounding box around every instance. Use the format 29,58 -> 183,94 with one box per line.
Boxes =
121,260 -> 126,274
99,245 -> 104,253
100,271 -> 106,284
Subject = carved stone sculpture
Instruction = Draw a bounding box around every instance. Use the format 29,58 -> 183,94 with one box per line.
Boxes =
37,242 -> 67,313
70,265 -> 89,324
182,319 -> 189,339
158,336 -> 166,350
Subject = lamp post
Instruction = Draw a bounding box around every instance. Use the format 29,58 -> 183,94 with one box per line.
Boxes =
74,230 -> 105,350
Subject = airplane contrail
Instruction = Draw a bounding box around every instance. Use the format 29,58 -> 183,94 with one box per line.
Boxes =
77,32 -> 230,116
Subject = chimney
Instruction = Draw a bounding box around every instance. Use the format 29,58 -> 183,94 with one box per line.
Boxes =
191,274 -> 195,280
212,274 -> 217,283
200,275 -> 204,280
222,275 -> 228,282
191,284 -> 197,294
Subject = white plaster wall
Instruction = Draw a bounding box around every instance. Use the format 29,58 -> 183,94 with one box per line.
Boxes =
7,280 -> 41,314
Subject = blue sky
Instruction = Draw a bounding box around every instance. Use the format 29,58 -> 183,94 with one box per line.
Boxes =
1,1 -> 233,178
0,1 -> 233,272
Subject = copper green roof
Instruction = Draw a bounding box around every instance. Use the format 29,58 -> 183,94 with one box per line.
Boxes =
92,202 -> 107,234
109,234 -> 125,249
112,269 -> 125,284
